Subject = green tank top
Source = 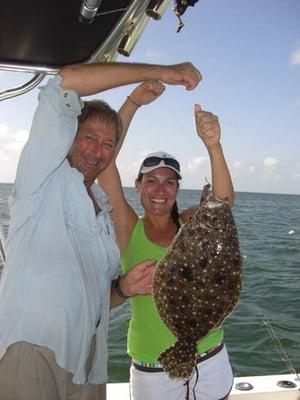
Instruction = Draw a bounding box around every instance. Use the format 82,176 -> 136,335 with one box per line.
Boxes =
121,219 -> 223,363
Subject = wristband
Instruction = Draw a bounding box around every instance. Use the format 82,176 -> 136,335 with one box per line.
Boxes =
127,95 -> 141,108
113,275 -> 130,299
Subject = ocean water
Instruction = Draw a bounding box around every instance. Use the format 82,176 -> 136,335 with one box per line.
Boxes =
0,183 -> 299,381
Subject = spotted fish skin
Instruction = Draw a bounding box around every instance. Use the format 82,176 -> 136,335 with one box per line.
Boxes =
153,184 -> 242,380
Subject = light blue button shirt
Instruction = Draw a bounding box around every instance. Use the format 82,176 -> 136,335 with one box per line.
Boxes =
0,76 -> 120,384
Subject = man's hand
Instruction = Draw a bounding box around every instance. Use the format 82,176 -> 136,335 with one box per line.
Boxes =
128,81 -> 166,107
160,62 -> 202,91
194,104 -> 221,149
120,260 -> 156,297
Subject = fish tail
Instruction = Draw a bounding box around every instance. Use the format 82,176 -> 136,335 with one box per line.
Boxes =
157,338 -> 197,380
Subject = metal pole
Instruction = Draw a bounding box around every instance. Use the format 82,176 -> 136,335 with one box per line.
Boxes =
0,223 -> 6,264
0,72 -> 46,102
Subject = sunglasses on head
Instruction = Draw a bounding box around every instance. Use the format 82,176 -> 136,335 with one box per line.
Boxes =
143,156 -> 180,172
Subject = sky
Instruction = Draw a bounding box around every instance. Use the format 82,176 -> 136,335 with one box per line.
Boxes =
0,0 -> 300,194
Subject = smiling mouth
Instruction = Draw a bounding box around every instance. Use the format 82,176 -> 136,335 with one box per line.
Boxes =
151,198 -> 167,204
84,157 -> 100,167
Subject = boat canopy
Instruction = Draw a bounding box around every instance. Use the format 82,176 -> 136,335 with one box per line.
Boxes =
0,0 -> 198,100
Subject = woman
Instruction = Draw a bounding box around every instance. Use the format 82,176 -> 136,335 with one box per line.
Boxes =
98,82 -> 235,400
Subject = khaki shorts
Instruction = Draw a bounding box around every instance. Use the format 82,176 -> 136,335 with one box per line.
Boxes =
0,341 -> 106,400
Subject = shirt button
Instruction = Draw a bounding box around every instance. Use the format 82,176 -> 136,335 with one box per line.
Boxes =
64,92 -> 68,97
66,103 -> 71,108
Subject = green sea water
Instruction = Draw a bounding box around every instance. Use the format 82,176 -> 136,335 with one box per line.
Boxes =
1,184 -> 299,381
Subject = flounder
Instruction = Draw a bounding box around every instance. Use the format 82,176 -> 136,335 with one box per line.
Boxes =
153,184 -> 242,380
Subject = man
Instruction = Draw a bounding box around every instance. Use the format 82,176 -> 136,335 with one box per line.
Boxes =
0,62 -> 201,400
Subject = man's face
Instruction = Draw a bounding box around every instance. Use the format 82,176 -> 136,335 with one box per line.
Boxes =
68,118 -> 116,187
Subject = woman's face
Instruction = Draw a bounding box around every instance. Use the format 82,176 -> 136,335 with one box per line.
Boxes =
135,167 -> 179,216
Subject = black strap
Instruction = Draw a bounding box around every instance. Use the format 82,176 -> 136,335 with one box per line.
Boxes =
184,365 -> 199,400
192,366 -> 199,400
184,379 -> 190,400
113,275 -> 130,299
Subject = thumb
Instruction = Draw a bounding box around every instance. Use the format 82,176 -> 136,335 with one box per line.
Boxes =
144,259 -> 156,265
140,259 -> 156,270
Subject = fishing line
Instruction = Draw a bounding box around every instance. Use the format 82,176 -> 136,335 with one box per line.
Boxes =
170,101 -> 211,190
169,99 -> 199,154
259,307 -> 299,380
96,8 -> 128,17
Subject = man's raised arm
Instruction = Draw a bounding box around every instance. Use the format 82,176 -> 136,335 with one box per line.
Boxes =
60,62 -> 201,95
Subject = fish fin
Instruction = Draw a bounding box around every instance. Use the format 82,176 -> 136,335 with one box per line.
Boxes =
157,339 -> 197,380
200,183 -> 229,206
200,183 -> 211,203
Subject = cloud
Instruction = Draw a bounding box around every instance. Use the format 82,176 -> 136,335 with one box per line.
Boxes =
118,155 -> 300,194
186,156 -> 207,170
4,142 -> 25,153
293,162 -> 300,180
0,124 -> 28,182
263,157 -> 279,168
293,172 -> 300,180
0,151 -> 9,163
290,48 -> 300,66
117,149 -> 154,186
233,161 -> 242,169
0,124 -> 9,138
231,161 -> 256,173
11,129 -> 29,142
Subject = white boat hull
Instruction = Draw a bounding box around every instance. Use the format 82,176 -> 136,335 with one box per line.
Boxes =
107,374 -> 300,399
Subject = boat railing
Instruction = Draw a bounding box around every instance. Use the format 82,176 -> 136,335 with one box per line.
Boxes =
0,72 -> 46,102
0,222 -> 6,265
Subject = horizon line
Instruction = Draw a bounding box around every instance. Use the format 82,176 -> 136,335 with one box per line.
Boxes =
1,182 -> 299,197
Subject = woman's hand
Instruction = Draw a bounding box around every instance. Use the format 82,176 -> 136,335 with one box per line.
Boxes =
128,81 -> 165,107
119,259 -> 156,297
194,104 -> 221,149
